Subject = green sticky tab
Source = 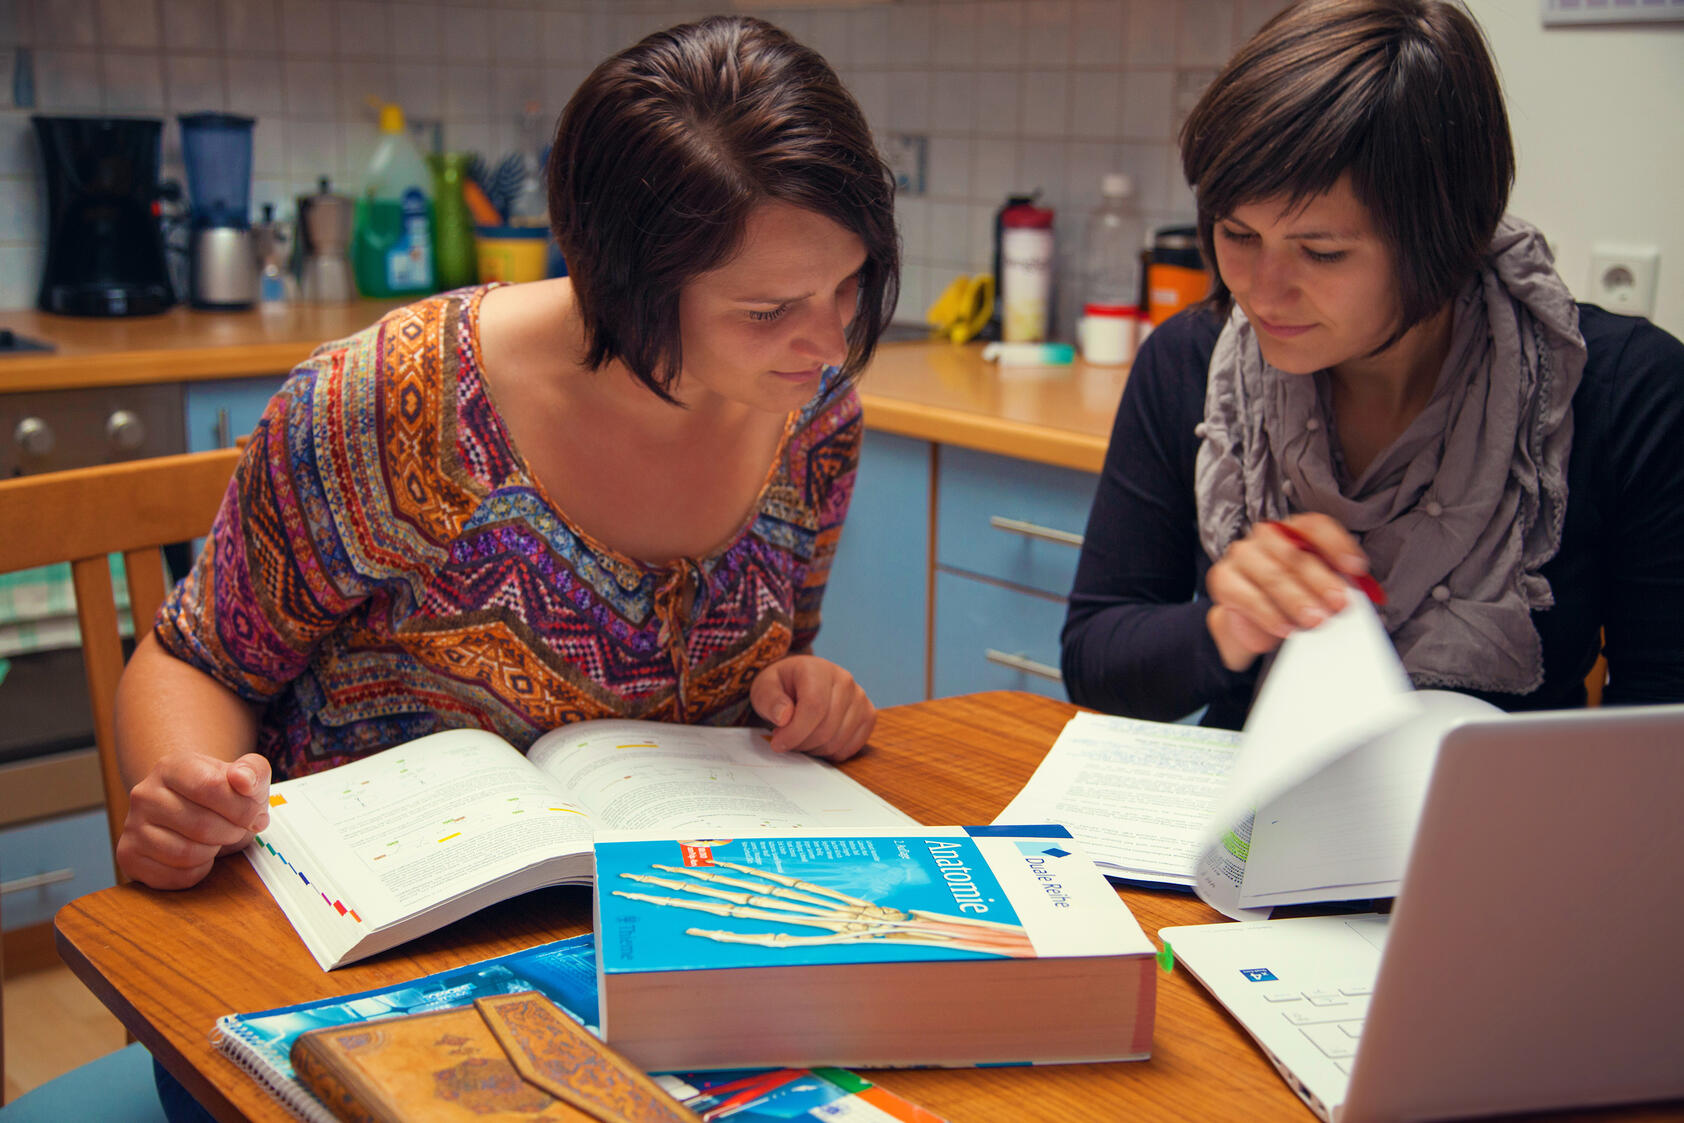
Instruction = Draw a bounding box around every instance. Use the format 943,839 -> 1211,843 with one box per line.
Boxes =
812,1067 -> 872,1093
0,656 -> 9,686
1157,942 -> 1175,972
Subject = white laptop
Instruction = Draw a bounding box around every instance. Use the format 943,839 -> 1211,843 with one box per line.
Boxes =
1161,703 -> 1684,1122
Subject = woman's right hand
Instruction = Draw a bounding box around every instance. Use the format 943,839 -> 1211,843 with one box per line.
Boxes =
1204,513 -> 1372,672
115,751 -> 272,890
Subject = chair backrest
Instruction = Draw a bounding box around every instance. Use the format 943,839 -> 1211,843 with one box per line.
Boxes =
0,448 -> 241,866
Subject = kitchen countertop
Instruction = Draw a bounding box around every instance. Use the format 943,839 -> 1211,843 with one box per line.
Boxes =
0,305 -> 1127,473
858,338 -> 1124,472
0,301 -> 411,389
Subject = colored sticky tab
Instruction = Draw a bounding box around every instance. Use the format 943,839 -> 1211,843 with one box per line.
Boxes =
269,794 -> 287,807
812,1068 -> 870,1094
1157,942 -> 1175,973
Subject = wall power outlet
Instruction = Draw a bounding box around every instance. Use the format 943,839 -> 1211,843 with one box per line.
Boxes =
885,133 -> 927,197
1588,244 -> 1660,319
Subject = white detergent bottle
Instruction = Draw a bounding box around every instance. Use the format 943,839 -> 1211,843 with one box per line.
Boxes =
352,102 -> 435,297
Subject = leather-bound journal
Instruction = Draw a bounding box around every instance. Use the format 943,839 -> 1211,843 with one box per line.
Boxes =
289,991 -> 699,1123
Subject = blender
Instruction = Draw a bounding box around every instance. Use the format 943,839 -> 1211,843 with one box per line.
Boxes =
179,112 -> 258,309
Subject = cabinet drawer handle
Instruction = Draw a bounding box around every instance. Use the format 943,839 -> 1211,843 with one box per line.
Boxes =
984,649 -> 1063,682
989,516 -> 1083,548
1,868 -> 76,894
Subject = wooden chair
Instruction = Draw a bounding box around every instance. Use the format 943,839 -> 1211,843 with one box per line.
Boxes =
0,448 -> 238,1111
0,448 -> 241,865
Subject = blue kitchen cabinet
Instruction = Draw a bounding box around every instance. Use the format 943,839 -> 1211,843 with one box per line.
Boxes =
932,570 -> 1070,700
931,446 -> 1099,700
812,430 -> 931,708
183,375 -> 289,452
0,808 -> 114,931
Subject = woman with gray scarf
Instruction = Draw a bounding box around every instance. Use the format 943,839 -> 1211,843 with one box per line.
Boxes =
1062,0 -> 1684,729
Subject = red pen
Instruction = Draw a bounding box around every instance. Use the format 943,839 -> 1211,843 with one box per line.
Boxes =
1260,520 -> 1387,607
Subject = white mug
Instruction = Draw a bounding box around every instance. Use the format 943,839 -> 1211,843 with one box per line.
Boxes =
1077,304 -> 1137,366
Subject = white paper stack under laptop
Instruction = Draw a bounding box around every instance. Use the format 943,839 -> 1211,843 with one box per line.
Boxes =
996,597 -> 1514,912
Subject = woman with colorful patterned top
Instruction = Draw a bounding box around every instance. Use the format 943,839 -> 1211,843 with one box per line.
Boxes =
112,16 -> 900,891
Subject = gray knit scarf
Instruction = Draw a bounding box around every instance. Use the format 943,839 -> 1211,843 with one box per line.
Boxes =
1194,216 -> 1587,694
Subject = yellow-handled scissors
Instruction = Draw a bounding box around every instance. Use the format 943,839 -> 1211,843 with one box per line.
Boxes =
926,274 -> 995,344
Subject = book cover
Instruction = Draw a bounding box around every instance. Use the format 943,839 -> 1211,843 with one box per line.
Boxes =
291,993 -> 699,1123
668,1068 -> 945,1122
593,825 -> 1156,1072
290,1002 -> 597,1123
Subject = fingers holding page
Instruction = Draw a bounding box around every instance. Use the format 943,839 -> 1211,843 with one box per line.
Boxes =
1204,514 -> 1375,672
117,750 -> 272,888
168,751 -> 271,836
1210,531 -> 1339,636
225,752 -> 273,833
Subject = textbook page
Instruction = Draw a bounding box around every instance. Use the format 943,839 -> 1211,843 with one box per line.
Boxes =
249,721 -> 914,968
526,720 -> 915,832
249,728 -> 597,969
1239,689 -> 1501,907
1193,596 -> 1419,919
993,712 -> 1240,887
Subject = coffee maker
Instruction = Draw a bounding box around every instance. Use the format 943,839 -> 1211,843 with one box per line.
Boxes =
179,112 -> 258,309
33,115 -> 176,317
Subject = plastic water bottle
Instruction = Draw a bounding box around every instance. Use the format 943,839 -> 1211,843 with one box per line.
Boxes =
1081,173 -> 1144,311
1078,173 -> 1145,363
351,102 -> 436,297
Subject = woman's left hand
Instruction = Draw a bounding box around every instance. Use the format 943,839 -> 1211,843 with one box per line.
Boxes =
749,655 -> 876,761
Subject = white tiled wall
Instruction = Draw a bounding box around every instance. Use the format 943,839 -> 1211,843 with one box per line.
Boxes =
835,0 -> 1290,335
0,0 -> 1290,321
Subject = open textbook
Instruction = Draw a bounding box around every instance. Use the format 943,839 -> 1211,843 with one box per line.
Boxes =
246,720 -> 914,970
997,596 -> 1500,917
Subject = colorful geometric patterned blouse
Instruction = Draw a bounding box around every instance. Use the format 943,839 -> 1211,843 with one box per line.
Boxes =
155,286 -> 861,780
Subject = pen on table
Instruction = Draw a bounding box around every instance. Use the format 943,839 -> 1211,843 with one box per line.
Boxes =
1260,520 -> 1387,607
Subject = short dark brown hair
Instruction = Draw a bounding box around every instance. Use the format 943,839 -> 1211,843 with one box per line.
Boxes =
1180,0 -> 1513,341
548,15 -> 899,401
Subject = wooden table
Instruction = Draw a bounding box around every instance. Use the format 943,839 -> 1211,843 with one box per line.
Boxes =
54,693 -> 1672,1122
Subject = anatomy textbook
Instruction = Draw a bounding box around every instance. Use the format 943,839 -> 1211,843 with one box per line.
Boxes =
593,825 -> 1156,1071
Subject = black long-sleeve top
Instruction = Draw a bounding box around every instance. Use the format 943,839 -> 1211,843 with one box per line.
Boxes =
1061,304 -> 1684,729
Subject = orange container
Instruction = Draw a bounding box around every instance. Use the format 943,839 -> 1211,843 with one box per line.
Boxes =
1146,262 -> 1211,325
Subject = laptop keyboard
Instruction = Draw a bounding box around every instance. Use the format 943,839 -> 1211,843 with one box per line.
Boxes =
1263,982 -> 1373,1072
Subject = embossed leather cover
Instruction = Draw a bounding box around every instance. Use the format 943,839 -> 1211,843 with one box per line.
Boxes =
290,991 -> 698,1123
